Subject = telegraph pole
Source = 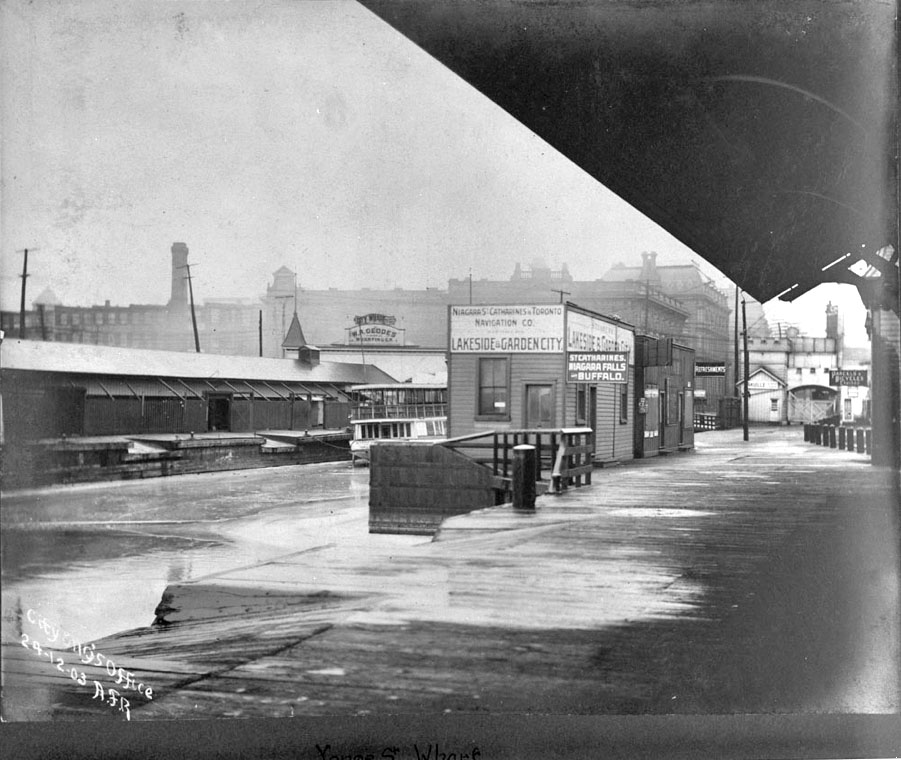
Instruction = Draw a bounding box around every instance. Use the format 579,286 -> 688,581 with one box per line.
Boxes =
733,285 -> 740,396
742,297 -> 750,441
551,288 -> 571,304
18,248 -> 37,339
178,263 -> 201,352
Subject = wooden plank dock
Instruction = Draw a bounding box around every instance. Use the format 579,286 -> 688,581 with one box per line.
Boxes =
3,427 -> 898,719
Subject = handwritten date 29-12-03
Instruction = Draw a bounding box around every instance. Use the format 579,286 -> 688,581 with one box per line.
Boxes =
20,607 -> 158,721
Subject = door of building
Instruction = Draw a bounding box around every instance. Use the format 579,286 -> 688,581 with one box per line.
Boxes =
207,393 -> 231,431
678,392 -> 685,445
576,384 -> 598,450
525,384 -> 554,428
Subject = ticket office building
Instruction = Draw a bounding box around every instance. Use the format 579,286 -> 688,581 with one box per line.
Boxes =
447,303 -> 635,464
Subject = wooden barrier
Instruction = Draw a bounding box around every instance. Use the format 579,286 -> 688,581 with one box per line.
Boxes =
803,424 -> 872,457
368,442 -> 504,535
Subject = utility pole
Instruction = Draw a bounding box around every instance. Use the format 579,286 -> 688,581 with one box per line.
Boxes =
258,310 -> 263,357
643,279 -> 650,333
469,268 -> 473,305
551,288 -> 571,304
742,297 -> 750,442
733,285 -> 740,396
178,263 -> 201,352
18,248 -> 37,339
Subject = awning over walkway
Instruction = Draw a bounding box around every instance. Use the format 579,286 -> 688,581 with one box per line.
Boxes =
360,0 -> 897,307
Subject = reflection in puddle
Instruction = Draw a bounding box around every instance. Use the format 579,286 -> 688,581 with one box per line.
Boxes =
0,463 -> 377,646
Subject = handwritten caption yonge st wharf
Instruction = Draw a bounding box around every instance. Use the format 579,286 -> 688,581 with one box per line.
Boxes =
20,608 -> 155,719
316,744 -> 480,760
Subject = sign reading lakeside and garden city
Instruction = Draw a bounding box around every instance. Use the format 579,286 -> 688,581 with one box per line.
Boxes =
449,306 -> 634,382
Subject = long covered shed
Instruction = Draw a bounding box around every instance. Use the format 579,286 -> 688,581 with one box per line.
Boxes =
0,339 -> 395,442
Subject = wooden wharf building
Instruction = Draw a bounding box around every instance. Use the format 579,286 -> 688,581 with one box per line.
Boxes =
370,303 -> 696,535
447,302 -> 637,464
0,339 -> 393,488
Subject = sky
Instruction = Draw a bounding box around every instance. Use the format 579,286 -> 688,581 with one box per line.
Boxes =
0,0 -> 870,345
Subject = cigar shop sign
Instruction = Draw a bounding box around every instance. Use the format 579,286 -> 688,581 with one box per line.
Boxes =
345,314 -> 405,345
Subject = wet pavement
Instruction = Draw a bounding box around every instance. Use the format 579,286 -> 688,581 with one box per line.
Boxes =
2,428 -> 898,725
1,462 -> 424,646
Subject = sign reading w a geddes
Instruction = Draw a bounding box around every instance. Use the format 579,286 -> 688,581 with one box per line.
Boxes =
567,352 -> 629,383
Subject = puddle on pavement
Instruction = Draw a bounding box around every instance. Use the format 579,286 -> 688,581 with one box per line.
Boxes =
0,463 -> 425,647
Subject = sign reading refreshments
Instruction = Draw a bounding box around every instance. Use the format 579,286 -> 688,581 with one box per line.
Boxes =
449,305 -> 564,353
829,369 -> 868,386
566,352 -> 629,383
695,361 -> 726,377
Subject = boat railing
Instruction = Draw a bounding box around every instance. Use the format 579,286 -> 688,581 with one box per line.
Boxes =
440,427 -> 594,493
351,402 -> 447,421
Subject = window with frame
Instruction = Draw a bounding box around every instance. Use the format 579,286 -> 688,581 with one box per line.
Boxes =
477,358 -> 509,417
576,385 -> 587,426
619,382 -> 629,424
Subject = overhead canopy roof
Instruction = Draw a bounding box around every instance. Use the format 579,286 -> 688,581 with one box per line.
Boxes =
360,0 -> 897,305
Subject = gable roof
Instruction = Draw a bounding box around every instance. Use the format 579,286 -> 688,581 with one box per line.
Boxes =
737,366 -> 787,388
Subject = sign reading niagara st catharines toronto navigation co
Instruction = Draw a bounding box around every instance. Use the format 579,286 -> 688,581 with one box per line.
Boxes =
449,305 -> 565,352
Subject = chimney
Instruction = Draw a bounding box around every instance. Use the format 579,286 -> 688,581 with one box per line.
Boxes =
169,242 -> 189,309
825,301 -> 840,340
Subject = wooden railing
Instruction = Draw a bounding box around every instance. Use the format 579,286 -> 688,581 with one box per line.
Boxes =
693,412 -> 719,431
441,427 -> 594,494
351,403 -> 447,420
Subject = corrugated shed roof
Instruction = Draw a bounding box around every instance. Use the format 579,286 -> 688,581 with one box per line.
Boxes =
1,340 -> 395,385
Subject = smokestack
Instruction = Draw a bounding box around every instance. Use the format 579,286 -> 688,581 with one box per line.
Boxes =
169,242 -> 189,309
825,301 -> 840,340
